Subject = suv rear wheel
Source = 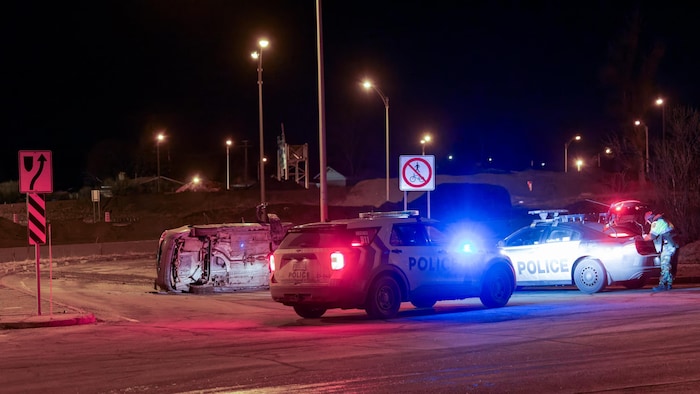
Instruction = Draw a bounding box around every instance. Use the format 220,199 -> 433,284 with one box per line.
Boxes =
365,276 -> 401,319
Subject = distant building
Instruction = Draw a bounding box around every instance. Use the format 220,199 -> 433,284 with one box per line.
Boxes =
314,166 -> 347,187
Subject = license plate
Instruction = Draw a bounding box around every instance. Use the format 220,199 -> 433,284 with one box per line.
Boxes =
288,260 -> 310,282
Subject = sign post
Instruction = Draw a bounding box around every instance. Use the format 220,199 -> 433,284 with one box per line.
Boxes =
399,155 -> 435,218
19,150 -> 53,316
91,189 -> 101,223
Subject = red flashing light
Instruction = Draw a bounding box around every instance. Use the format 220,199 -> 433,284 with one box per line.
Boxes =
609,232 -> 631,238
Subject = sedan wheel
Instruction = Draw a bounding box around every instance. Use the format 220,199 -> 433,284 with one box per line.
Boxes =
573,258 -> 606,293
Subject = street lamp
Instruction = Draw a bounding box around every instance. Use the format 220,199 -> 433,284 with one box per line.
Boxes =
156,132 -> 165,192
257,157 -> 267,181
362,80 -> 390,202
564,134 -> 581,173
420,134 -> 431,155
597,147 -> 612,167
655,98 -> 666,142
226,139 -> 232,191
634,120 -> 649,173
252,38 -> 269,204
576,159 -> 583,172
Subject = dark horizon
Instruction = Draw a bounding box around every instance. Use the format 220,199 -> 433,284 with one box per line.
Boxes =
3,1 -> 699,190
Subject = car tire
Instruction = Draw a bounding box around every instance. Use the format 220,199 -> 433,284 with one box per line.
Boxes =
622,275 -> 648,289
365,276 -> 401,319
480,265 -> 514,308
293,305 -> 327,319
573,258 -> 607,293
410,299 -> 437,309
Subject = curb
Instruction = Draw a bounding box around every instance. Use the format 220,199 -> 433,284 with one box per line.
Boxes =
0,313 -> 96,329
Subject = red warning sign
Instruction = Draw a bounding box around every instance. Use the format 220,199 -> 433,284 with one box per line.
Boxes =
399,155 -> 435,192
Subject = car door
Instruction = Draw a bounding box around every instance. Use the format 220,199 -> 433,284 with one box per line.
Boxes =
502,226 -> 548,285
505,226 -> 580,285
387,222 -> 448,291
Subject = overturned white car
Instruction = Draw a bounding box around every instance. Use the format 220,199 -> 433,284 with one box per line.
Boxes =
154,214 -> 289,293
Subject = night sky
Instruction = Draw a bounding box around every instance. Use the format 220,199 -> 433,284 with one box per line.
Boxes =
3,1 -> 699,190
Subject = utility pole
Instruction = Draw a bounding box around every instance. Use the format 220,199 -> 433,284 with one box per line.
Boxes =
242,140 -> 251,185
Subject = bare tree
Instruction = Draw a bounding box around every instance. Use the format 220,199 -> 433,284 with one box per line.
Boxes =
600,8 -> 665,186
649,106 -> 700,243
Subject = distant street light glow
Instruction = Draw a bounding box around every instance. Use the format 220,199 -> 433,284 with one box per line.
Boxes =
156,132 -> 166,192
634,120 -> 649,173
420,133 -> 432,155
226,139 -> 232,191
564,134 -> 581,173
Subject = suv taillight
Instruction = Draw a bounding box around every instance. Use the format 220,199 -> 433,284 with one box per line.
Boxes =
330,251 -> 345,270
268,253 -> 276,272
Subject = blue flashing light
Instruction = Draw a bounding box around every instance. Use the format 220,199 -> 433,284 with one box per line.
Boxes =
461,242 -> 475,253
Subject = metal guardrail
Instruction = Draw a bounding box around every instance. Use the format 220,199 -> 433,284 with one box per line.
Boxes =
0,240 -> 158,264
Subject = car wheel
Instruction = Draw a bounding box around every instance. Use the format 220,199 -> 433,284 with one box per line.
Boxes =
365,276 -> 401,319
293,305 -> 327,319
480,265 -> 514,308
622,275 -> 648,289
410,298 -> 437,309
573,258 -> 607,293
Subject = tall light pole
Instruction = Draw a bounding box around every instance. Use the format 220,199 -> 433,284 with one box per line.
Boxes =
564,134 -> 581,173
362,80 -> 390,202
655,98 -> 666,143
252,39 -> 269,204
420,133 -> 432,218
156,132 -> 165,192
226,139 -> 232,191
635,120 -> 649,173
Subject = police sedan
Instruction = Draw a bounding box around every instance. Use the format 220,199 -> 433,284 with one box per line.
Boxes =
498,210 -> 659,293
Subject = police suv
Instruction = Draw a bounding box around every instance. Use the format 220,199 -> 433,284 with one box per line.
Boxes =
268,211 -> 516,319
499,209 -> 659,293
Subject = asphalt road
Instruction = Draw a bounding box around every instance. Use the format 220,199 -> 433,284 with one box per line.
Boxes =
2,258 -> 700,393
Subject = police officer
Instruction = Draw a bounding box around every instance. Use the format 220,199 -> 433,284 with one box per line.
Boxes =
644,211 -> 679,291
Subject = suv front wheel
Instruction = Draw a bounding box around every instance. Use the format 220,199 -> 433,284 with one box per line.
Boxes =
480,265 -> 514,308
365,276 -> 401,319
